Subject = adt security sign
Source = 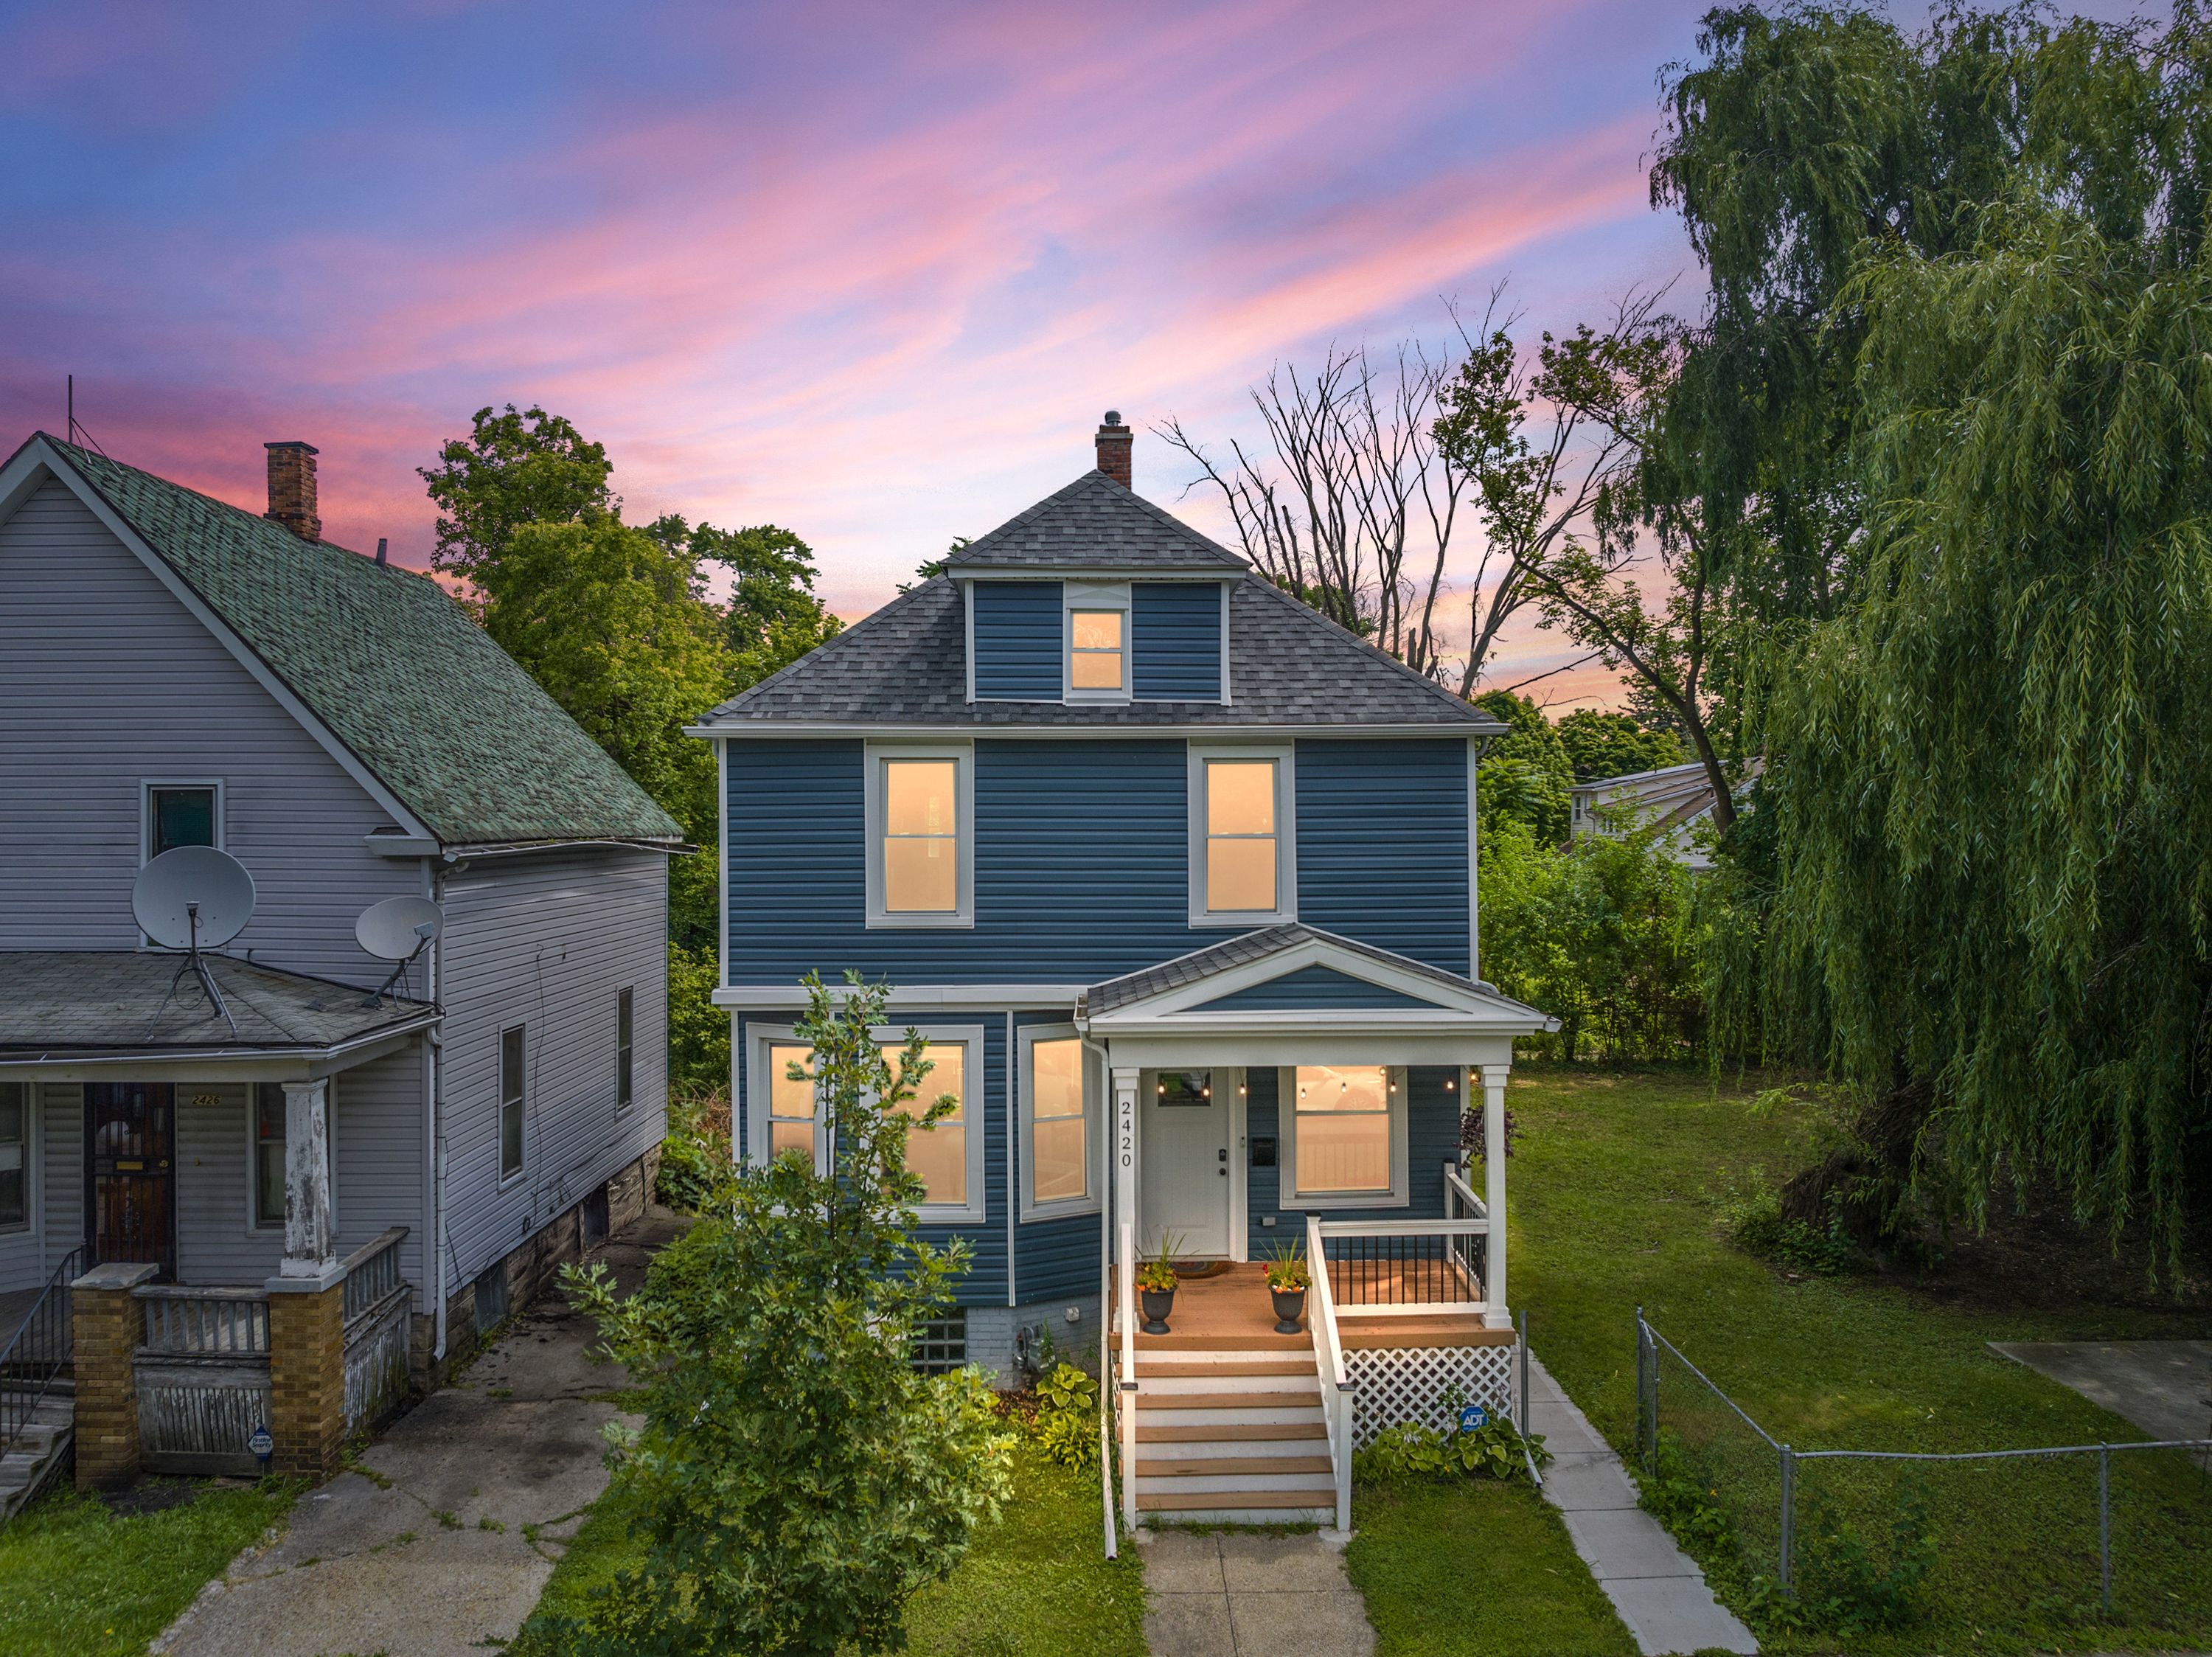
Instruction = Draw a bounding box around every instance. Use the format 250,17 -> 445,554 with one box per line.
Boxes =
1458,1403 -> 1490,1434
249,1424 -> 274,1466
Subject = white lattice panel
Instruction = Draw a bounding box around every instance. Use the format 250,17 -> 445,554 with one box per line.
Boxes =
1346,1344 -> 1516,1449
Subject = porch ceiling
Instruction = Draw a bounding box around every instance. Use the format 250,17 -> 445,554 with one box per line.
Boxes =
0,951 -> 436,1061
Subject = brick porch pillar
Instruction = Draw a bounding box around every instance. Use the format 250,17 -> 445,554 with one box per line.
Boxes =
267,1271 -> 348,1479
72,1262 -> 158,1489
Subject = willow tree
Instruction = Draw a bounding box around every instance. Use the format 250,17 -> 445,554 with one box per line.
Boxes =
1759,199 -> 2212,1256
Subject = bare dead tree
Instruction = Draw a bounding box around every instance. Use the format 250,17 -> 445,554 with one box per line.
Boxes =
1158,340 -> 1469,678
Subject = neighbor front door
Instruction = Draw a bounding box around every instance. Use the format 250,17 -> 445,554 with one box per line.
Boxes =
85,1081 -> 175,1278
1139,1068 -> 1230,1257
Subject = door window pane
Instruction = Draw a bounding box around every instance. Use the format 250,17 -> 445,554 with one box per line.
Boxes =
1204,760 -> 1278,911
147,786 -> 217,858
887,1041 -> 964,1205
1157,1070 -> 1211,1108
1029,1038 -> 1086,1205
1293,1065 -> 1391,1194
500,1026 -> 526,1179
883,760 -> 959,912
0,1082 -> 24,1229
768,1042 -> 816,1161
1071,609 -> 1124,689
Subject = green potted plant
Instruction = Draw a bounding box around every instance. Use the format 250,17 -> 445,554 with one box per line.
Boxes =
1137,1232 -> 1183,1333
1263,1241 -> 1310,1333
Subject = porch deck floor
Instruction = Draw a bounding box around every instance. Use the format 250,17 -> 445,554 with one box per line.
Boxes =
1130,1262 -> 1507,1350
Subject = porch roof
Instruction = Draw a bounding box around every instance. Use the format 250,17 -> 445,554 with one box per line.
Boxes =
0,952 -> 437,1060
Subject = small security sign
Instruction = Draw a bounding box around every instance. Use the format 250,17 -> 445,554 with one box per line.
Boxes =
249,1425 -> 274,1462
1457,1403 -> 1490,1434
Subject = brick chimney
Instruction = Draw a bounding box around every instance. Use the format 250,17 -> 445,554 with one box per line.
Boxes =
264,441 -> 321,541
1094,410 -> 1133,487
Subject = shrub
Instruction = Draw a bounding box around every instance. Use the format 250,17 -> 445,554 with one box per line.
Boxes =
653,1087 -> 731,1211
1792,1484 -> 1938,1637
1029,1364 -> 1100,1474
1715,1167 -> 1854,1275
1353,1416 -> 1548,1485
1636,1428 -> 1739,1557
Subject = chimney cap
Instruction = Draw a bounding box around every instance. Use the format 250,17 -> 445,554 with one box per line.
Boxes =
1102,410 -> 1124,425
264,440 -> 320,454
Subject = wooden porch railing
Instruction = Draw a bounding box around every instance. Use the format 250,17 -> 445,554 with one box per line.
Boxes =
340,1228 -> 411,1434
1305,1215 -> 1354,1531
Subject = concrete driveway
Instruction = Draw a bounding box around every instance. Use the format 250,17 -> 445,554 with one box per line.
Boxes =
1991,1341 -> 2212,1445
156,1206 -> 685,1657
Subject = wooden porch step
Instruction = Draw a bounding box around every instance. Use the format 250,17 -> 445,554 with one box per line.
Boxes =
1135,1358 -> 1315,1377
1136,1420 -> 1328,1442
1138,1454 -> 1334,1478
1141,1389 -> 1318,1411
1131,1329 -> 1310,1351
1137,1489 -> 1335,1512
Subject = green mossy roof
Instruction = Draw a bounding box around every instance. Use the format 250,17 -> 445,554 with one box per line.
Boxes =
43,435 -> 681,849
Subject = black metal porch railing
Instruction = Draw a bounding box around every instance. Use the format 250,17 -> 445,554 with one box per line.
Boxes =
1321,1232 -> 1484,1307
0,1246 -> 85,1462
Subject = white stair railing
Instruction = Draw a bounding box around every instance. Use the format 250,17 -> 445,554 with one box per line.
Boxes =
1306,1214 -> 1353,1532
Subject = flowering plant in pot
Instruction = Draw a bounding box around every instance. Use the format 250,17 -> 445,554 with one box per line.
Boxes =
1262,1242 -> 1310,1333
1136,1233 -> 1183,1333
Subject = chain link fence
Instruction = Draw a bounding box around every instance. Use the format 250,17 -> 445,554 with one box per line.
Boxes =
1634,1309 -> 2212,1626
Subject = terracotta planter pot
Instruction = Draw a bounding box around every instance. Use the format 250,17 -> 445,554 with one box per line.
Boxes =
1140,1285 -> 1176,1335
1270,1286 -> 1307,1334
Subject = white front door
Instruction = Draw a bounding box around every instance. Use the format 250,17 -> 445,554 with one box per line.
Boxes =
1139,1068 -> 1231,1257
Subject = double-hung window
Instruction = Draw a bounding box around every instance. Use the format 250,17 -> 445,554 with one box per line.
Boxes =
885,1038 -> 973,1215
1188,745 -> 1296,925
251,1082 -> 335,1232
1279,1064 -> 1408,1208
866,743 -> 973,927
1064,583 -> 1130,703
765,1041 -> 820,1165
1020,1026 -> 1098,1217
615,987 -> 635,1114
0,1081 -> 27,1230
499,1026 -> 526,1182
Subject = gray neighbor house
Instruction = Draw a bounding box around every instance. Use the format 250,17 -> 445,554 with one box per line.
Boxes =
0,431 -> 678,1501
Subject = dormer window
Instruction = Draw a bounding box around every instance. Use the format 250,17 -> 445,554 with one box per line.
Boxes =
1063,582 -> 1130,703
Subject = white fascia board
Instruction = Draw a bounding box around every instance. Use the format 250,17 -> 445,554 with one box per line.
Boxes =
1085,1029 -> 1524,1070
0,1014 -> 440,1080
1101,934 -> 1523,1021
15,438 -> 439,845
684,720 -> 1493,740
714,983 -> 1086,1010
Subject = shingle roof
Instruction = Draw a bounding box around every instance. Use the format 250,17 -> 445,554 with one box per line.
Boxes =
0,952 -> 437,1057
28,435 -> 681,849
700,561 -> 1500,730
947,469 -> 1247,572
1080,923 -> 1538,1017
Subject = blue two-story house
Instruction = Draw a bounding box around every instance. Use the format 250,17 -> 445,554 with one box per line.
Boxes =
692,414 -> 1553,1527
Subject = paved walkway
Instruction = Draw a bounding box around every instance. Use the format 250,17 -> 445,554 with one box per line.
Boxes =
1140,1529 -> 1375,1657
156,1205 -> 686,1657
1526,1354 -> 1758,1656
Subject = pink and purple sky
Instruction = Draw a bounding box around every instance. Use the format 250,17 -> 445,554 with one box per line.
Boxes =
0,0 -> 2143,707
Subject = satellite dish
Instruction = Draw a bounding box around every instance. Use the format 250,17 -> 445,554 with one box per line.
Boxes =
133,847 -> 257,950
356,896 -> 444,962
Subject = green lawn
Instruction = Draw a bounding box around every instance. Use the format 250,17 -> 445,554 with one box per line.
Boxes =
0,1480 -> 291,1657
1349,1478 -> 1636,1657
527,1439 -> 1147,1656
1509,1064 -> 2212,1656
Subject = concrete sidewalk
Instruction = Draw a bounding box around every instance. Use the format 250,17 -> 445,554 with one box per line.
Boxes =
1526,1354 -> 1757,1656
156,1205 -> 686,1657
1140,1529 -> 1376,1657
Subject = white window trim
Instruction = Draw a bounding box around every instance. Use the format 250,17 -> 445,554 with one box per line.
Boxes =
1274,1064 -> 1410,1209
746,1024 -> 830,1175
1063,580 -> 1131,704
864,741 -> 975,928
1187,743 -> 1298,927
747,1022 -> 989,1224
498,1025 -> 527,1188
0,1077 -> 34,1235
1017,1023 -> 1102,1221
244,1079 -> 335,1236
141,778 -> 226,861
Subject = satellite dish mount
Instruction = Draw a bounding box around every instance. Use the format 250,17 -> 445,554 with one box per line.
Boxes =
355,897 -> 445,1006
169,898 -> 236,1034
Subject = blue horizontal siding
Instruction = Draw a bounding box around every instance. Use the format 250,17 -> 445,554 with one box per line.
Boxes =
724,736 -> 1472,983
1132,582 -> 1221,701
972,582 -> 1062,701
1245,1066 -> 1457,1257
1194,964 -> 1440,1012
1295,739 -> 1470,976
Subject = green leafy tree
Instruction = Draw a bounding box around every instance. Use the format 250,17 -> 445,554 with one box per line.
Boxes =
420,403 -> 616,588
1472,690 -> 1573,844
647,514 -> 843,681
524,973 -> 1015,1656
1556,709 -> 1684,783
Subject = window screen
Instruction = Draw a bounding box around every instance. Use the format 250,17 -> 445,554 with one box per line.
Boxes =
0,1082 -> 25,1229
253,1083 -> 286,1229
147,785 -> 217,859
616,987 -> 635,1114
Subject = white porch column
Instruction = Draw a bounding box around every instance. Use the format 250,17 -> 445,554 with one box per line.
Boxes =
1480,1062 -> 1511,1328
279,1078 -> 335,1275
1112,1066 -> 1140,1257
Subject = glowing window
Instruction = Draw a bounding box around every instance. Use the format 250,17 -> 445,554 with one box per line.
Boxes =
883,759 -> 959,913
1070,609 -> 1124,690
1206,758 -> 1279,913
886,1041 -> 967,1206
1293,1065 -> 1392,1195
767,1043 -> 816,1162
1028,1038 -> 1087,1206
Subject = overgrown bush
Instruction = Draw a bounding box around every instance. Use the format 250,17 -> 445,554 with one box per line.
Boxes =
1029,1363 -> 1100,1474
1714,1166 -> 1854,1276
1636,1428 -> 1739,1557
653,1087 -> 731,1211
1352,1415 -> 1548,1484
1791,1484 -> 1938,1637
